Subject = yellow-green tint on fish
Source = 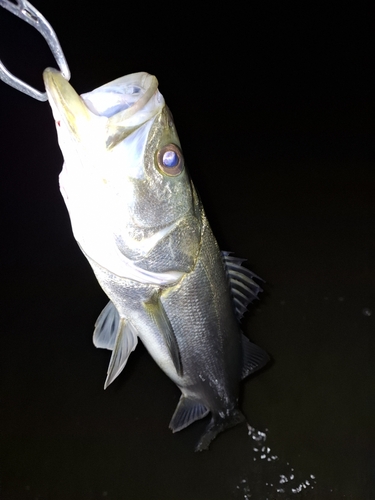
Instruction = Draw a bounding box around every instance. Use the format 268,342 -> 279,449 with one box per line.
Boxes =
43,69 -> 163,150
42,67 -> 270,451
43,67 -> 92,140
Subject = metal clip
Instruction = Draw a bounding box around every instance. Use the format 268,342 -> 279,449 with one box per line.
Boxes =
0,0 -> 70,101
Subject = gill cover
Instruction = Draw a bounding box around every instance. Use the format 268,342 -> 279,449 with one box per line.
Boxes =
43,69 -> 197,282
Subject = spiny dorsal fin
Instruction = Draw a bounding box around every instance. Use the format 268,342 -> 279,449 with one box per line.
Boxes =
222,251 -> 263,321
169,396 -> 209,433
241,334 -> 270,379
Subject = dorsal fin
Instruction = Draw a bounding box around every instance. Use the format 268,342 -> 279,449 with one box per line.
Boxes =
222,251 -> 263,321
241,334 -> 270,379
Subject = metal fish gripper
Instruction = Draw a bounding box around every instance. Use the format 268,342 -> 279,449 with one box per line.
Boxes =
0,0 -> 70,100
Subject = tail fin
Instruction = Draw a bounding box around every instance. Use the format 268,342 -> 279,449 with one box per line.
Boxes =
195,409 -> 245,452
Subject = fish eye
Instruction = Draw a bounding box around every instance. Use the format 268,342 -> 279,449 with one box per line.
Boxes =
157,144 -> 184,177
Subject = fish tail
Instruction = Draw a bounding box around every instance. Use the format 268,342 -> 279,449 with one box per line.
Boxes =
194,408 -> 245,452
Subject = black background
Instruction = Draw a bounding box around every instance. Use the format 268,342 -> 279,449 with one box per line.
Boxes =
0,1 -> 374,499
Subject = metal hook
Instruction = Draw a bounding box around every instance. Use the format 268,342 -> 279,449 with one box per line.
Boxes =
0,0 -> 70,101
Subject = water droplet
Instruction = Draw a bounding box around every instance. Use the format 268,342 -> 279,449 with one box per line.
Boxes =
292,484 -> 303,494
362,308 -> 372,316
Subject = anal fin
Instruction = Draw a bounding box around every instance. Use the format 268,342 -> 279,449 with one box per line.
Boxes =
241,334 -> 270,379
169,396 -> 209,433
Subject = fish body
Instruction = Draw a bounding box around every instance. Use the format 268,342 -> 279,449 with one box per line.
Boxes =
43,69 -> 269,450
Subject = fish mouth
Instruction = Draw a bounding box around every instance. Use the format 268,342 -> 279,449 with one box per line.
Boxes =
43,69 -> 164,145
43,67 -> 92,138
80,72 -> 161,120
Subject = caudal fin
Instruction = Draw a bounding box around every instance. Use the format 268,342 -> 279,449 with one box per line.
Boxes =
195,409 -> 245,452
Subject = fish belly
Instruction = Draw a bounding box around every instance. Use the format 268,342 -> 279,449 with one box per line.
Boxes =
87,262 -> 178,379
86,214 -> 244,450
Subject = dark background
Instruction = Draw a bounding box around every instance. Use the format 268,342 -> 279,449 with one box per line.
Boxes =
0,1 -> 374,499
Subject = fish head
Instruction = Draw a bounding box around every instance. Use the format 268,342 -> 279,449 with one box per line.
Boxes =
43,69 -> 201,283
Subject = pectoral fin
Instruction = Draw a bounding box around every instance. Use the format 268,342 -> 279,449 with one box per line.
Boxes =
144,295 -> 182,376
104,318 -> 138,389
93,301 -> 120,350
241,334 -> 270,379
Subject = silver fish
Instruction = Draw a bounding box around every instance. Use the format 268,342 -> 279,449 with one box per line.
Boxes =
43,68 -> 269,451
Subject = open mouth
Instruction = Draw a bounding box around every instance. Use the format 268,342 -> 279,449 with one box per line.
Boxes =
81,72 -> 160,119
43,69 -> 164,141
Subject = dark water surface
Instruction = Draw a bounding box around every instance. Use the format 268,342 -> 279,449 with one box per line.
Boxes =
0,2 -> 374,499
